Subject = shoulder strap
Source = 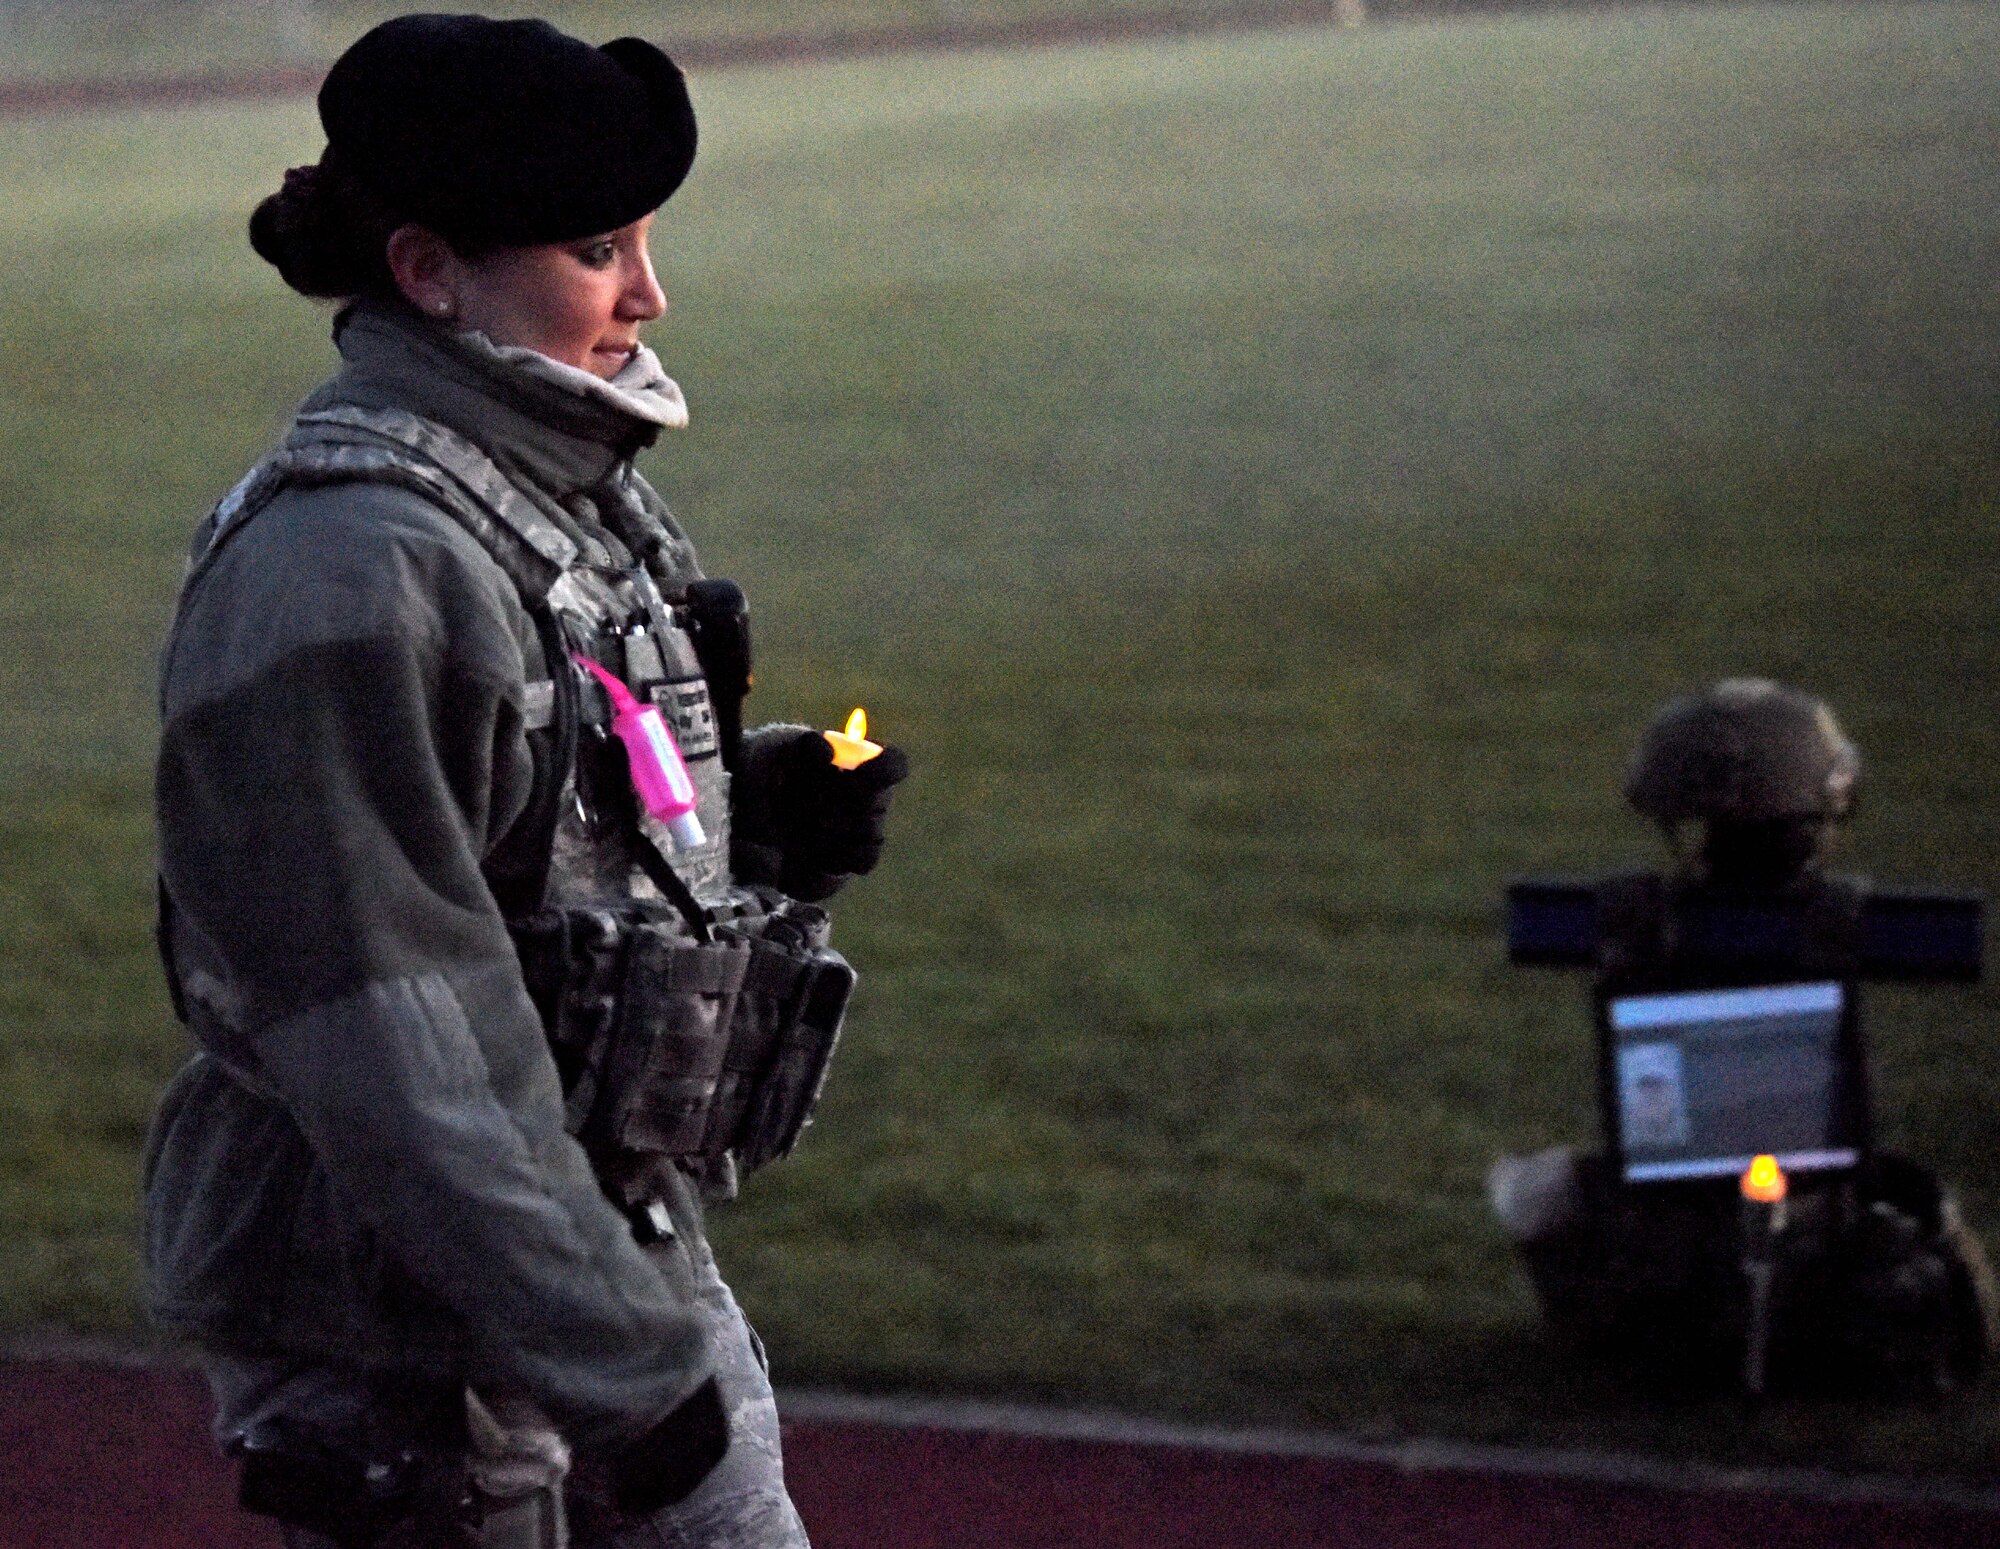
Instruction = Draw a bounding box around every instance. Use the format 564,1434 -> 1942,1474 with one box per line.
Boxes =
185,408 -> 572,607
288,406 -> 583,601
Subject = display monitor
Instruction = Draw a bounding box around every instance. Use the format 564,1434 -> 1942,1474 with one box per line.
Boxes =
1600,981 -> 1863,1185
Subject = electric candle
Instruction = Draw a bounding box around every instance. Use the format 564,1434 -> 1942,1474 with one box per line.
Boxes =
823,707 -> 882,770
1740,1153 -> 1787,1204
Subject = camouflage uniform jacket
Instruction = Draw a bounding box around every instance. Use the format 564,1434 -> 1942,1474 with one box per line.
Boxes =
143,301 -> 724,1452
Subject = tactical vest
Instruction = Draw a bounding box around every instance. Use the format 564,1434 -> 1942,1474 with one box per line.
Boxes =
175,405 -> 852,1192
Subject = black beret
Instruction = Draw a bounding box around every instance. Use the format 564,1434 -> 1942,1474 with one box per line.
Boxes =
319,14 -> 696,247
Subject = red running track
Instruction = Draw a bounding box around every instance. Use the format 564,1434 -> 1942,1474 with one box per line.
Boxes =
3,1359 -> 1995,1549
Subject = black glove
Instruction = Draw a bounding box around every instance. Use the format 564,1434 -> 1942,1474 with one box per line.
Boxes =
732,726 -> 911,903
612,1376 -> 729,1517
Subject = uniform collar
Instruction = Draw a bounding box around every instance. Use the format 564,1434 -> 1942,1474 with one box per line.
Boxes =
315,300 -> 688,498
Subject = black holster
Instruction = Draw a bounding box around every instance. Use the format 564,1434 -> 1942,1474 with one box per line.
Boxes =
244,1445 -> 568,1549
240,1441 -> 465,1547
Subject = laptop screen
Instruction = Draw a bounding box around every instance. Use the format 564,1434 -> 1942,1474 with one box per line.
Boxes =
1603,981 -> 1859,1184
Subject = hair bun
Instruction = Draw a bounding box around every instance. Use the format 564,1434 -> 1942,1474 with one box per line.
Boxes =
249,154 -> 398,300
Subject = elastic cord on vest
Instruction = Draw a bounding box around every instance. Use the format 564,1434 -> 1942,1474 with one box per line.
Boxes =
634,833 -> 713,944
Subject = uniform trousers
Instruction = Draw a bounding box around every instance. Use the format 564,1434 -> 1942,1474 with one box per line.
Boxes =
219,1232 -> 808,1549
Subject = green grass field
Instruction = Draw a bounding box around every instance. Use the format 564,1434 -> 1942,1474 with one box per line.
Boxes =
3,0 -> 1998,1478
0,0 -> 1342,84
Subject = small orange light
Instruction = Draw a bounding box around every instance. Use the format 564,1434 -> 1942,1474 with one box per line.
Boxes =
1741,1154 -> 1787,1204
823,707 -> 882,770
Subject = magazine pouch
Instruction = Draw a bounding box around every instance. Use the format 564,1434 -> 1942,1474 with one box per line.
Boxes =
591,925 -> 752,1159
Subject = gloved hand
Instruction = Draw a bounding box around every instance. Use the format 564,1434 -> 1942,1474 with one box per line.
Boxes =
731,725 -> 911,903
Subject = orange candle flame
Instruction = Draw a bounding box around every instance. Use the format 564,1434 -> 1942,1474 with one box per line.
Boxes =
825,706 -> 882,770
1741,1154 -> 1787,1204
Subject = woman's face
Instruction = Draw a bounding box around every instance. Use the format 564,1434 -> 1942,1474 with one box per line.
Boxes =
446,214 -> 667,380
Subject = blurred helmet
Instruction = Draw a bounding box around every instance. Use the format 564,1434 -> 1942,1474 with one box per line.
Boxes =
1625,678 -> 1859,824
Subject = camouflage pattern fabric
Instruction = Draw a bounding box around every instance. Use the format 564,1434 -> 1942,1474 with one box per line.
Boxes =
155,302 -> 823,1542
567,1232 -> 808,1548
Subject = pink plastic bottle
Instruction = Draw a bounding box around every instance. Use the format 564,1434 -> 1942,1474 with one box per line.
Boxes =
573,653 -> 707,851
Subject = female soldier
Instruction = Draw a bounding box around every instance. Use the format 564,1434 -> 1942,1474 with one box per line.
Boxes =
143,16 -> 905,1547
